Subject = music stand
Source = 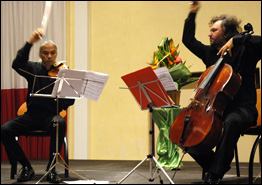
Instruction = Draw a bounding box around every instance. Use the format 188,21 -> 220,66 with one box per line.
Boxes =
19,68 -> 109,184
118,67 -> 175,184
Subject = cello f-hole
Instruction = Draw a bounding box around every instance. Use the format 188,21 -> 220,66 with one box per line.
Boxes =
205,98 -> 211,113
180,115 -> 191,143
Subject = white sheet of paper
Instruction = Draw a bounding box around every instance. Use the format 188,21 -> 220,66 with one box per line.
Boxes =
41,1 -> 53,34
84,71 -> 109,101
153,67 -> 177,91
52,69 -> 109,101
63,180 -> 110,184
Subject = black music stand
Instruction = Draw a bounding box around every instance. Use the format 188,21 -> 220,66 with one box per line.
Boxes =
19,68 -> 109,184
119,67 -> 175,184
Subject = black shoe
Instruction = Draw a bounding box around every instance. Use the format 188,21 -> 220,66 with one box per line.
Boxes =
203,172 -> 220,184
46,171 -> 62,183
17,166 -> 35,182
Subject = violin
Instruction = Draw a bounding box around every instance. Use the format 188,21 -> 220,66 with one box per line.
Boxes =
48,61 -> 68,77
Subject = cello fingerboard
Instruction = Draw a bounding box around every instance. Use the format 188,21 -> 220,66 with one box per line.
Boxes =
198,55 -> 225,90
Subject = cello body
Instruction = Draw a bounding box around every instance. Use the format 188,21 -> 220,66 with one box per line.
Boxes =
169,62 -> 242,154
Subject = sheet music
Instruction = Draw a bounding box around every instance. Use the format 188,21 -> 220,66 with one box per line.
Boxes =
52,69 -> 109,101
153,67 -> 177,91
84,71 -> 109,101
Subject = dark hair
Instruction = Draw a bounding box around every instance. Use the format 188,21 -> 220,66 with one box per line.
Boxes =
209,15 -> 242,41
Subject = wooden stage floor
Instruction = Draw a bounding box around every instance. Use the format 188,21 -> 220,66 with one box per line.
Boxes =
1,159 -> 261,184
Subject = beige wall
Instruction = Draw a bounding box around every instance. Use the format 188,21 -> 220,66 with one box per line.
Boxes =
70,1 -> 261,162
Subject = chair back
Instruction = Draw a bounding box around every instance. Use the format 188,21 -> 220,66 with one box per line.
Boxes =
256,89 -> 261,126
17,102 -> 66,118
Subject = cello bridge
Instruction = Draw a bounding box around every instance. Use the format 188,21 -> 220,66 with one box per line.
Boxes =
190,98 -> 204,107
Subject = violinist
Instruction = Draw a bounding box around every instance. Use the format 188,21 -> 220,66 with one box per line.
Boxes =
1,28 -> 75,183
181,1 -> 261,184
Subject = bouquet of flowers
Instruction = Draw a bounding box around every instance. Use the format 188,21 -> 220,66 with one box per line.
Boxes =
148,37 -> 198,90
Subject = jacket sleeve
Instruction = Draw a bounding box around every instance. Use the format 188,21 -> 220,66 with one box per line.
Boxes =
182,12 -> 210,61
12,42 -> 34,79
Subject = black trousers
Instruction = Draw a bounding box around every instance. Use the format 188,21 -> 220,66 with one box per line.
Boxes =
1,112 -> 66,170
188,107 -> 257,179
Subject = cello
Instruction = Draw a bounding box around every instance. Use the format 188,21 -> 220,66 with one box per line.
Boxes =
169,52 -> 242,154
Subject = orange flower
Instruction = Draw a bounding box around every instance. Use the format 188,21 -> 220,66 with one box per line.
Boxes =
174,56 -> 182,64
148,37 -> 198,90
171,45 -> 179,59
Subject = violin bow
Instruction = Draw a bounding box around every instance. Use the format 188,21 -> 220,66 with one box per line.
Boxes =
40,1 -> 53,39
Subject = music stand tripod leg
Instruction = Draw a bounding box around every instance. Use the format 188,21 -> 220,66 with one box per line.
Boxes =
36,96 -> 61,184
151,155 -> 174,184
36,156 -> 57,184
118,78 -> 175,184
57,154 -> 87,180
117,151 -> 174,184
36,96 -> 88,184
118,105 -> 174,184
117,156 -> 148,184
23,69 -> 100,183
148,105 -> 174,184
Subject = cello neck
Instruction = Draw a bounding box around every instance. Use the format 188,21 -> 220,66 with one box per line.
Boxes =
198,52 -> 227,90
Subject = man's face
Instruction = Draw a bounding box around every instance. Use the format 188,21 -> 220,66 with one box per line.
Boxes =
208,20 -> 227,50
39,43 -> 57,69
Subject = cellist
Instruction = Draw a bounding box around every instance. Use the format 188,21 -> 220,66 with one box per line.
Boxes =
181,1 -> 261,184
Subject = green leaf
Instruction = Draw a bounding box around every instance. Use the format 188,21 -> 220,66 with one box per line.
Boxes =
154,51 -> 164,61
168,63 -> 192,82
158,37 -> 168,52
151,37 -> 199,90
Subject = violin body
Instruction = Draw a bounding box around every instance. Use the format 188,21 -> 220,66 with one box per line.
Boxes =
169,63 -> 242,154
48,61 -> 68,77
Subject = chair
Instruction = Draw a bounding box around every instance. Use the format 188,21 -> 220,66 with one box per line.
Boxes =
202,89 -> 261,183
235,88 -> 261,184
10,102 -> 69,179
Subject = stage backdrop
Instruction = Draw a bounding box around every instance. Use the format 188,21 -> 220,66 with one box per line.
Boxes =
1,1 -> 67,162
88,1 -> 261,162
